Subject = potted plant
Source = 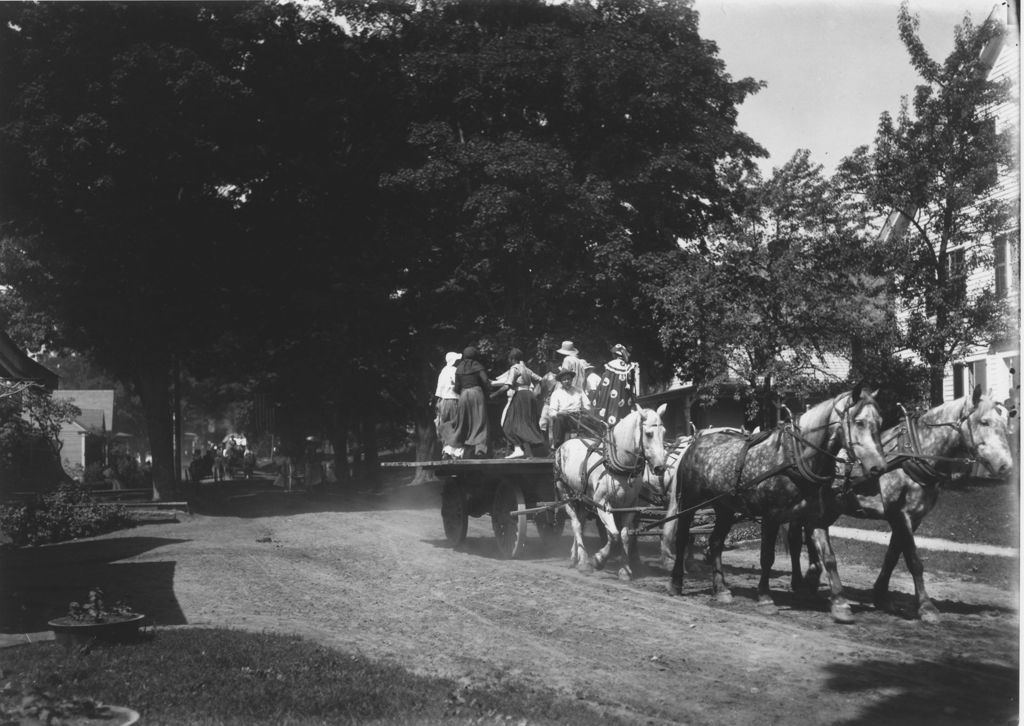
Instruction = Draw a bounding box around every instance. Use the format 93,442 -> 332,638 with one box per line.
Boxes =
47,588 -> 146,651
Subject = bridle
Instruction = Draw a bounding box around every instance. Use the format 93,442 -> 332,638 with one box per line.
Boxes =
604,409 -> 663,476
780,392 -> 874,485
889,400 -> 981,482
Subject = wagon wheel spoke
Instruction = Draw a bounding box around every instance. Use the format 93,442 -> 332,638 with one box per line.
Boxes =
492,481 -> 527,559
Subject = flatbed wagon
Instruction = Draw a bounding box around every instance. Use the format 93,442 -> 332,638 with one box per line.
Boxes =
381,457 -> 698,560
381,458 -> 563,558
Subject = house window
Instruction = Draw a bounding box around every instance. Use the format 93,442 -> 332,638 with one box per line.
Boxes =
945,246 -> 966,279
994,233 -> 1020,299
953,362 -> 965,399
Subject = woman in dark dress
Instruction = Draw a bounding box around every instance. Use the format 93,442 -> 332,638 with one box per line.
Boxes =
592,343 -> 639,426
496,348 -> 546,458
453,346 -> 492,458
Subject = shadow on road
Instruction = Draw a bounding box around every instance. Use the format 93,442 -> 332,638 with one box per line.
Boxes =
822,657 -> 1018,725
0,536 -> 189,634
186,475 -> 442,519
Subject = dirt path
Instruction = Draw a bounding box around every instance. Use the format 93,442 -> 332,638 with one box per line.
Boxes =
9,482 -> 1018,725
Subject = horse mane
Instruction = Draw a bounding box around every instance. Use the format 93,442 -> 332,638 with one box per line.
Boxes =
797,393 -> 840,439
919,396 -> 966,425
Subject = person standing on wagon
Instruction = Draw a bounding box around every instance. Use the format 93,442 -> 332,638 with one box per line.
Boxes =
496,348 -> 546,459
452,346 -> 493,459
556,340 -> 590,392
593,343 -> 638,426
434,351 -> 461,458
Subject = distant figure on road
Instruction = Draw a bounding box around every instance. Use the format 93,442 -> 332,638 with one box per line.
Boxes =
242,446 -> 256,480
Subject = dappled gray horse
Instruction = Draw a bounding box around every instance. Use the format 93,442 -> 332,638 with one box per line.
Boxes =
670,386 -> 887,623
788,385 -> 1015,623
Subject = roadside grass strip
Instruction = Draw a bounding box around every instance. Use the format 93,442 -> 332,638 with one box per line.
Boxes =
0,628 -> 629,726
830,526 -> 1018,558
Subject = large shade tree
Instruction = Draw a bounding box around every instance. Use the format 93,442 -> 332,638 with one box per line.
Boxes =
0,2 -> 331,498
377,0 -> 765,428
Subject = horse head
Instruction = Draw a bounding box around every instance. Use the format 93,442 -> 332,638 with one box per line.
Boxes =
959,385 -> 1015,479
622,403 -> 669,476
832,383 -> 887,478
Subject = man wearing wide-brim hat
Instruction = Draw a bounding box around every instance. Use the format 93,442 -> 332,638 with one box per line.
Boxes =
556,340 -> 590,393
547,368 -> 592,450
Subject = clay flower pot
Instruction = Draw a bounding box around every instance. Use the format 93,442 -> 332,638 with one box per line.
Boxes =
47,613 -> 147,650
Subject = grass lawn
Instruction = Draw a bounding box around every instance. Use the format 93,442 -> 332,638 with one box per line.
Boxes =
0,628 -> 625,726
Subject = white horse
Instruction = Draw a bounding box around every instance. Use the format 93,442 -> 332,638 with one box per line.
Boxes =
553,405 -> 668,581
641,434 -> 692,570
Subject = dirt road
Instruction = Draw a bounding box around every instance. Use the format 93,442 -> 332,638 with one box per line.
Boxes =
4,481 -> 1018,725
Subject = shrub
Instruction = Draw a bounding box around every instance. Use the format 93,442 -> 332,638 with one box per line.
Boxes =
0,482 -> 131,546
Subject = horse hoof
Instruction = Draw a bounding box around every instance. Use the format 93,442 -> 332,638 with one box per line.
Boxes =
591,555 -> 606,571
617,568 -> 633,583
831,603 -> 856,624
714,591 -> 733,605
756,598 -> 778,615
919,604 -> 941,624
577,560 -> 594,573
667,582 -> 682,597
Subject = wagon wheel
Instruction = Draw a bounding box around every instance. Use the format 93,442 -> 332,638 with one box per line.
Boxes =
534,507 -> 565,544
492,481 -> 528,559
441,479 -> 468,546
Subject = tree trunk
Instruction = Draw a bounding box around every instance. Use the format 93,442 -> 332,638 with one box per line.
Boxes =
134,367 -> 174,501
172,358 -> 182,485
409,402 -> 440,487
329,406 -> 350,486
928,363 -> 945,407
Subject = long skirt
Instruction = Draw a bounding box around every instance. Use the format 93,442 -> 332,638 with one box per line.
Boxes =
455,387 -> 488,453
501,390 -> 545,449
593,373 -> 635,426
435,398 -> 460,447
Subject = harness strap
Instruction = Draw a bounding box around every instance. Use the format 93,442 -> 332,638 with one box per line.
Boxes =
888,409 -> 975,487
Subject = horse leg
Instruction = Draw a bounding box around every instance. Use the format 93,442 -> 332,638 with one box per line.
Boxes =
564,503 -> 590,572
667,509 -> 695,596
802,524 -> 822,592
592,507 -> 619,574
882,514 -> 939,623
707,509 -> 736,604
757,519 -> 780,613
659,492 -> 678,571
618,511 -> 638,582
808,526 -> 854,624
787,523 -> 822,597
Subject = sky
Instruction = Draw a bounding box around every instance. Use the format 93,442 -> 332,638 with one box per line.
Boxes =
693,0 -> 1013,175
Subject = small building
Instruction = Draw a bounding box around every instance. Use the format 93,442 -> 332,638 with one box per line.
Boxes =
51,389 -> 114,476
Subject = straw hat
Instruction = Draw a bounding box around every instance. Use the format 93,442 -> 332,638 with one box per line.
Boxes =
556,340 -> 579,356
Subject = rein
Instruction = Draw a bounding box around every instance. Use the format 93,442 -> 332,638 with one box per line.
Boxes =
885,403 -> 976,485
570,411 -> 658,505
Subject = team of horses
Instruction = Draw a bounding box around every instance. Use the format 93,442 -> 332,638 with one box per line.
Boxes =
550,384 -> 1015,624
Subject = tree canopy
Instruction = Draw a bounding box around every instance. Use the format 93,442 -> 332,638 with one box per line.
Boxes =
0,0 -> 766,493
